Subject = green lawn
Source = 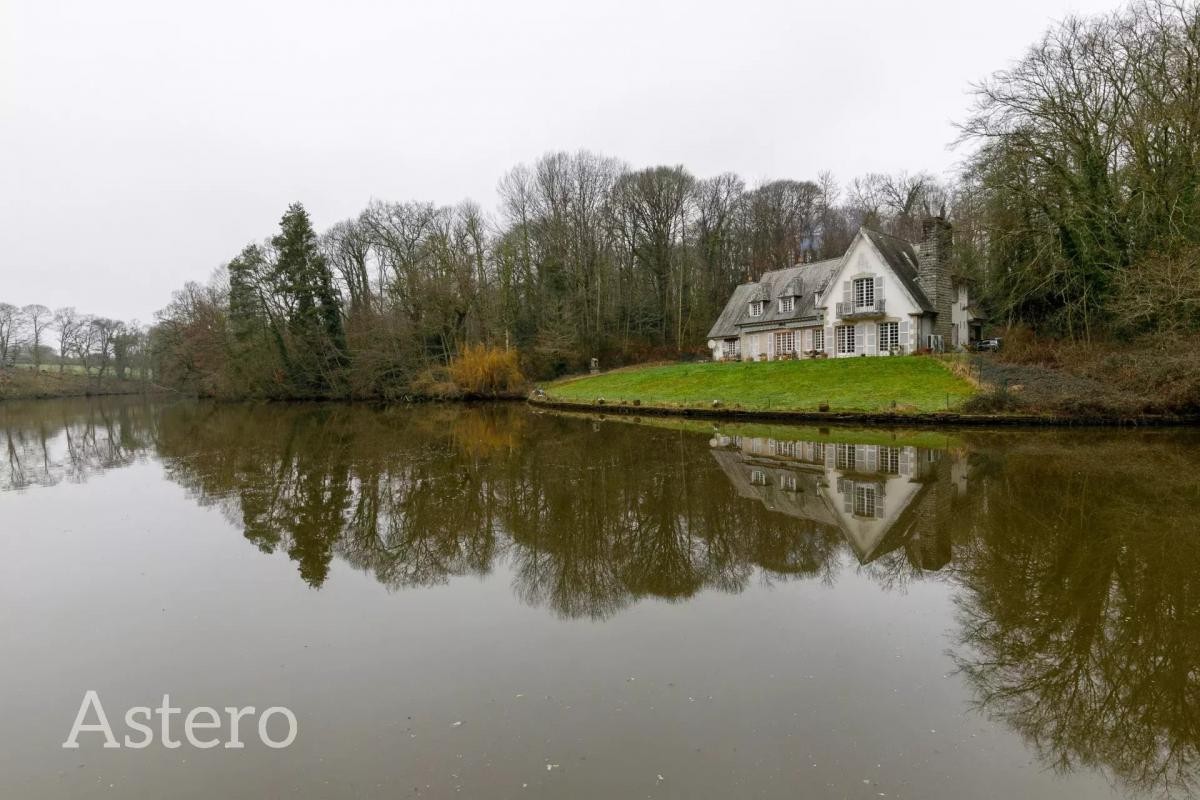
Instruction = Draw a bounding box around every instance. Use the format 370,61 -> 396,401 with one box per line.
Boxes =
545,357 -> 976,413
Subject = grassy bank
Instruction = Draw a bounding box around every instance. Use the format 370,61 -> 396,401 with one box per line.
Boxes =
543,357 -> 976,413
0,368 -> 155,401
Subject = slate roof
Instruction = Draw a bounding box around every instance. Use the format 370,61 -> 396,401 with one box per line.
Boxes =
860,228 -> 935,313
706,257 -> 841,339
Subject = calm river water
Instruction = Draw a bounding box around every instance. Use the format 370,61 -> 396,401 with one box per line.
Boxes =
1,398 -> 1197,799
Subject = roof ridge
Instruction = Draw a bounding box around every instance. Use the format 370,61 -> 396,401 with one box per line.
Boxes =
862,226 -> 916,247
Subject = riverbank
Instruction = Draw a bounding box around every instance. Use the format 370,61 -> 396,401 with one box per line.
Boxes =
0,368 -> 159,401
533,355 -> 1200,427
531,395 -> 1200,426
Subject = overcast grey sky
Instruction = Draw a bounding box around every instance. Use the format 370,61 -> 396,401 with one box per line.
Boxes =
2,0 -> 1119,322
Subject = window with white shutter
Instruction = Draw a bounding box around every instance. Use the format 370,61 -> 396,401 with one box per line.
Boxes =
836,325 -> 855,355
879,322 -> 900,353
836,444 -> 856,470
775,330 -> 795,355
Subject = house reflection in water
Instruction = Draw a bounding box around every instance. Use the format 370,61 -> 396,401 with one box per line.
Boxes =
709,433 -> 958,570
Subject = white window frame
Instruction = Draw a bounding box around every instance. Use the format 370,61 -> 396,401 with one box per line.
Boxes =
778,296 -> 794,313
880,447 -> 901,474
836,443 -> 856,471
812,328 -> 824,351
853,277 -> 875,309
749,301 -> 764,317
853,485 -> 877,517
722,339 -> 740,359
775,330 -> 794,356
836,325 -> 855,355
879,321 -> 899,353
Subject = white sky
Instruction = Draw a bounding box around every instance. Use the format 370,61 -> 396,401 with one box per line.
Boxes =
1,0 -> 1119,322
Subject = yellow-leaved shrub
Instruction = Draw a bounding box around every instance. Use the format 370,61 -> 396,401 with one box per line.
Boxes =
448,344 -> 526,396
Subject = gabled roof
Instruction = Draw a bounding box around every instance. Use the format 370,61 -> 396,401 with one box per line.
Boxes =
706,257 -> 841,339
860,228 -> 935,313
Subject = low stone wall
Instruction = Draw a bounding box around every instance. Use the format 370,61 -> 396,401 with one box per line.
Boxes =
529,396 -> 1200,428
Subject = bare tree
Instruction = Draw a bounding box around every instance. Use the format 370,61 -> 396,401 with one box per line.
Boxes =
743,179 -> 822,273
20,304 -> 52,369
322,217 -> 375,313
110,321 -> 146,381
88,318 -> 122,379
611,165 -> 696,346
0,303 -> 21,367
53,307 -> 85,374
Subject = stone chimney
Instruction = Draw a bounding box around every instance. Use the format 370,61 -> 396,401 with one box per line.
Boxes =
916,215 -> 954,341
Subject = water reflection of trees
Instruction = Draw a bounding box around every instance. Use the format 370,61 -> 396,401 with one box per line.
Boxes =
0,397 -> 157,491
6,402 -> 1200,796
153,404 -> 848,616
951,433 -> 1200,798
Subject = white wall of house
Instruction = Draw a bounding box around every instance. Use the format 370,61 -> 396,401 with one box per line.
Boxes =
818,234 -> 929,357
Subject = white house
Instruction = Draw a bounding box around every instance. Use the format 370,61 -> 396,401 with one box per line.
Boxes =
706,217 -> 982,360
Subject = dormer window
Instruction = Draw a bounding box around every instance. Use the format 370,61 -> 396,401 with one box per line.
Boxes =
749,301 -> 764,317
778,296 -> 794,313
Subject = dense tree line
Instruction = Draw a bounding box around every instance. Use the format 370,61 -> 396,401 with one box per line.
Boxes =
961,0 -> 1200,339
152,168 -> 954,398
149,0 -> 1200,398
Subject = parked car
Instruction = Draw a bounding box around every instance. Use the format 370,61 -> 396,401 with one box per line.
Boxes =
974,337 -> 1003,352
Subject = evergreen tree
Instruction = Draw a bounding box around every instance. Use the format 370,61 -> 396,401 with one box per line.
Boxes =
270,203 -> 346,393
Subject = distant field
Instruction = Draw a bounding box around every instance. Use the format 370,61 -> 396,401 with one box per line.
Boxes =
545,357 -> 977,413
10,363 -> 92,375
0,367 -> 151,401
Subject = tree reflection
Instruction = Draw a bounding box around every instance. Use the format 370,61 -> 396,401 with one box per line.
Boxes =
951,433 -> 1200,797
153,404 -> 850,615
0,397 -> 157,491
5,401 -> 1200,795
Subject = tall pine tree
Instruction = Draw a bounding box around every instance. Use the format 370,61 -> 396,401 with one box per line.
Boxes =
270,203 -> 347,393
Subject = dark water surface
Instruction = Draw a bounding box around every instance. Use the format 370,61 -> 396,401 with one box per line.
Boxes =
2,398 -> 1198,799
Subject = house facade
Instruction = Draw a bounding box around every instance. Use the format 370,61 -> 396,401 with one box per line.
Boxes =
706,217 -> 981,360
